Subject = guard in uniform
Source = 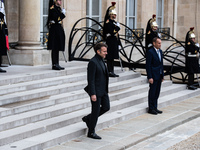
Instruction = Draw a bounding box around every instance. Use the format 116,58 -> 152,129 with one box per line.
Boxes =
185,27 -> 200,90
0,12 -> 7,73
103,2 -> 121,77
47,0 -> 66,70
145,14 -> 160,52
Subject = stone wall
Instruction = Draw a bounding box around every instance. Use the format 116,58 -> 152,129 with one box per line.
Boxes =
3,0 -> 200,65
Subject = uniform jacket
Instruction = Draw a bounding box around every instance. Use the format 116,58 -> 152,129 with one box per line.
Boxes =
85,54 -> 109,97
103,19 -> 121,60
145,18 -> 159,51
146,47 -> 164,80
47,4 -> 65,52
0,12 -> 8,56
185,37 -> 200,73
145,30 -> 159,51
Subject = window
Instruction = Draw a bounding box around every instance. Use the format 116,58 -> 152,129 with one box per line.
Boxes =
40,0 -> 49,47
86,0 -> 101,29
86,0 -> 102,43
157,0 -> 164,28
126,0 -> 137,29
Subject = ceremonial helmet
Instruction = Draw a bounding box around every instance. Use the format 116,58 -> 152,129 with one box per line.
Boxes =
150,14 -> 158,28
109,2 -> 117,15
189,27 -> 196,39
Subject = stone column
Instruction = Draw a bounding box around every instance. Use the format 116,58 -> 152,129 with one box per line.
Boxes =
10,0 -> 50,66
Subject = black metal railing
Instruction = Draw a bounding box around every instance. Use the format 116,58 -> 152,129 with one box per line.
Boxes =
40,32 -> 48,49
125,28 -> 144,42
68,17 -> 189,83
158,27 -> 170,40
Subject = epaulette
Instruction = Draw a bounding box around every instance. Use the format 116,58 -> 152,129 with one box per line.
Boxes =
195,50 -> 197,53
187,42 -> 190,45
106,19 -> 109,23
148,30 -> 151,34
58,17 -> 61,21
50,5 -> 54,9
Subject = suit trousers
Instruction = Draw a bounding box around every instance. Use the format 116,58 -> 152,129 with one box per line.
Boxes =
107,59 -> 114,73
86,93 -> 110,134
188,73 -> 194,86
0,55 -> 2,66
51,50 -> 59,65
148,76 -> 162,110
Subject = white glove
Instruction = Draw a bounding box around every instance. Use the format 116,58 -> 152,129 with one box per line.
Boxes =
62,8 -> 66,15
114,22 -> 120,29
118,45 -> 121,50
116,22 -> 120,28
195,43 -> 199,47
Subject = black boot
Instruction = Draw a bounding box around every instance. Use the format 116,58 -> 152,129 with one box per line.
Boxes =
52,64 -> 61,70
0,68 -> 6,73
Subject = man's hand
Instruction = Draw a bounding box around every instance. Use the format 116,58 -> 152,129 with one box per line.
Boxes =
149,78 -> 153,84
162,78 -> 164,82
91,95 -> 97,102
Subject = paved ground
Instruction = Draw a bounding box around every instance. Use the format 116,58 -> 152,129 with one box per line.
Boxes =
167,132 -> 200,150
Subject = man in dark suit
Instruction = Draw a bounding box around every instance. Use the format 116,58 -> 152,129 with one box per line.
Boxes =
146,37 -> 164,115
82,43 -> 110,139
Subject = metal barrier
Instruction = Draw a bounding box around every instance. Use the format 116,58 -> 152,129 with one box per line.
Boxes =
68,17 -> 189,83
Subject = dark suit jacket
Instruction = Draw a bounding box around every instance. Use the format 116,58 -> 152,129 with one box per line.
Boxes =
85,54 -> 109,97
146,47 -> 164,80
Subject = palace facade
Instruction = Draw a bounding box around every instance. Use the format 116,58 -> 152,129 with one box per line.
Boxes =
3,0 -> 200,65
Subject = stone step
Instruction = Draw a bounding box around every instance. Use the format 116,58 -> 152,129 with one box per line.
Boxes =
0,83 -> 185,146
126,117 -> 200,150
0,77 -> 148,131
0,73 -> 143,118
0,64 -> 87,86
0,70 -> 139,106
0,72 -> 87,96
0,68 -> 138,96
1,87 -> 199,150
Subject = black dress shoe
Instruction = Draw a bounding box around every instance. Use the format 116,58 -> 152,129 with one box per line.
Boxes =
0,68 -> 6,73
148,109 -> 157,115
87,133 -> 101,139
82,116 -> 89,128
113,73 -> 119,77
109,72 -> 116,77
155,109 -> 163,114
58,65 -> 65,70
52,65 -> 61,70
187,85 -> 197,90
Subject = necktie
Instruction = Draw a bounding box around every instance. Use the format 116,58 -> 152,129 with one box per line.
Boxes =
157,50 -> 161,61
157,50 -> 162,74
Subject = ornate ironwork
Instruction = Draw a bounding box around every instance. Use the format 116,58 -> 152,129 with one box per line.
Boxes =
40,32 -> 48,49
68,17 -> 191,83
125,28 -> 144,42
158,27 -> 170,40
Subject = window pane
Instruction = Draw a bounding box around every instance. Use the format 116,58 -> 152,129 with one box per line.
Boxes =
157,0 -> 162,16
43,17 -> 48,32
86,0 -> 89,16
157,18 -> 162,27
129,0 -> 135,16
92,0 -> 99,15
43,0 -> 49,15
92,17 -> 100,30
129,18 -> 135,29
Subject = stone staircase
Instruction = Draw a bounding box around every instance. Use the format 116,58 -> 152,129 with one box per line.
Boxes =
0,62 -> 199,150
